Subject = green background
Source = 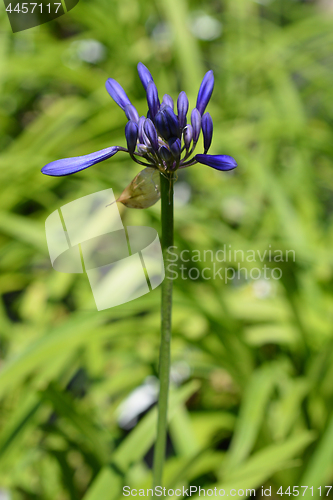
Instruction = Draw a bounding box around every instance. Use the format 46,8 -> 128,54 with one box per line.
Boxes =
1,0 -> 333,498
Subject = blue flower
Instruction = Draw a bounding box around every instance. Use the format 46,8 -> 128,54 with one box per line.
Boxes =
41,64 -> 237,177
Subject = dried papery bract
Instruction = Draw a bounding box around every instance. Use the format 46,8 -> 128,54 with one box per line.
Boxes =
117,168 -> 160,209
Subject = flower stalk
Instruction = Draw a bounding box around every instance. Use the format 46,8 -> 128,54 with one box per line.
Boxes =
153,172 -> 174,488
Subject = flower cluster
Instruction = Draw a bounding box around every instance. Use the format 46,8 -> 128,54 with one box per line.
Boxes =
41,63 -> 237,177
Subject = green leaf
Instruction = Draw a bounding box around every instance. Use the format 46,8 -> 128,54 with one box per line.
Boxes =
169,405 -> 200,457
82,467 -> 122,500
0,313 -> 106,399
0,393 -> 41,467
41,383 -> 111,463
204,432 -> 315,498
113,381 -> 200,472
300,414 -> 333,498
225,364 -> 277,471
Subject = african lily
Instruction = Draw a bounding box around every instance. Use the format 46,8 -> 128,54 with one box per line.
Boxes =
41,63 -> 237,178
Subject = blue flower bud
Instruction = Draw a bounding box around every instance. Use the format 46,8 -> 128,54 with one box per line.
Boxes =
163,106 -> 180,138
202,112 -> 213,153
177,91 -> 189,129
138,116 -> 146,143
105,78 -> 131,110
139,116 -> 153,148
137,62 -> 154,91
125,120 -> 138,154
142,132 -> 152,149
191,108 -> 201,143
137,144 -> 149,155
125,104 -> 139,123
162,94 -> 174,110
41,147 -> 119,176
155,106 -> 179,141
183,125 -> 193,150
154,111 -> 168,140
159,145 -> 173,164
196,70 -> 214,115
146,81 -> 160,120
144,118 -> 159,151
195,154 -> 237,171
168,137 -> 181,160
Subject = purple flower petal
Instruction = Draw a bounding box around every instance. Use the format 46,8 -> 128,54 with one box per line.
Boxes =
138,116 -> 152,149
146,81 -> 160,120
159,145 -> 173,164
155,110 -> 169,141
163,106 -> 180,138
196,70 -> 214,115
155,106 -> 179,141
162,94 -> 174,110
168,138 -> 181,160
138,116 -> 146,143
125,121 -> 138,154
195,154 -> 237,171
41,147 -> 119,177
191,108 -> 201,143
137,143 -> 149,154
144,118 -> 159,151
105,79 -> 131,110
137,62 -> 154,91
183,124 -> 193,150
201,113 -> 213,153
177,91 -> 189,129
125,104 -> 139,123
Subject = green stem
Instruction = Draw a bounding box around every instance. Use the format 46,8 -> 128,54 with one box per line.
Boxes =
153,172 -> 174,488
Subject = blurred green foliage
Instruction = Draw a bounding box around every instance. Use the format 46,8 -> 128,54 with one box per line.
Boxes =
1,0 -> 333,498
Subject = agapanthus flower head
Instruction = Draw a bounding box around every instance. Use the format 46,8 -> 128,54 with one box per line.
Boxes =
41,63 -> 237,177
